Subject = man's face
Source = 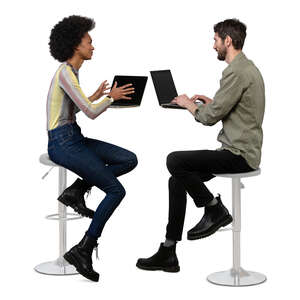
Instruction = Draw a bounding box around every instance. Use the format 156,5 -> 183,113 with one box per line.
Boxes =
76,33 -> 94,60
213,33 -> 227,61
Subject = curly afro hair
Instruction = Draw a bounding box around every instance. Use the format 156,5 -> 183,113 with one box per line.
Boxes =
49,15 -> 95,62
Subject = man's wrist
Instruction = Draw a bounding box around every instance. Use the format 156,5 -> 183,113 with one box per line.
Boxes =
186,102 -> 198,115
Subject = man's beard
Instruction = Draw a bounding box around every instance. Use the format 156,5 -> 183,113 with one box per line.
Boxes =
217,47 -> 227,61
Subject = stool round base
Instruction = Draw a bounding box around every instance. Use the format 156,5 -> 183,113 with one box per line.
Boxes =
34,258 -> 78,275
207,268 -> 266,287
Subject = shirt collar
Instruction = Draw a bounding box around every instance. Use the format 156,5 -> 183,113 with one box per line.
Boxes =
65,62 -> 79,75
229,51 -> 246,67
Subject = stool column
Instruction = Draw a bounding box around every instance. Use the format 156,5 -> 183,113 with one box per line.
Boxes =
58,167 -> 67,260
232,177 -> 241,273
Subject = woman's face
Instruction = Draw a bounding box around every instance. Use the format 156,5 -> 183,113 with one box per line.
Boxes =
76,33 -> 94,60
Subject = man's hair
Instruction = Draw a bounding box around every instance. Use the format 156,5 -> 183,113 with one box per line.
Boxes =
214,19 -> 247,50
49,15 -> 95,62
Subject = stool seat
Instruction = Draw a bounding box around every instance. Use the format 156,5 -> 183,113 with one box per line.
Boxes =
213,168 -> 261,178
39,153 -> 58,167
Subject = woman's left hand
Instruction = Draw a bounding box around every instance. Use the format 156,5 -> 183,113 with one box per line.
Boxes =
90,80 -> 111,102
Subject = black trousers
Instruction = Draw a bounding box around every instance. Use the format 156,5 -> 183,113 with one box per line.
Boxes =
165,149 -> 253,241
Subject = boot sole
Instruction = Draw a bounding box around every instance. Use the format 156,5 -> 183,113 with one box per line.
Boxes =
64,252 -> 99,282
58,194 -> 94,219
187,215 -> 233,240
136,262 -> 180,273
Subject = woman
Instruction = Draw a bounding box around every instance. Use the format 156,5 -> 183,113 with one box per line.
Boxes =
47,15 -> 138,282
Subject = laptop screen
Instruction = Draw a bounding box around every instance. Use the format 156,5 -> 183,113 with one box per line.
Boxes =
110,75 -> 148,107
150,70 -> 178,104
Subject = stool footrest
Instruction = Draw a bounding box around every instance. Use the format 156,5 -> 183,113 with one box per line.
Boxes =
45,212 -> 83,221
218,227 -> 233,232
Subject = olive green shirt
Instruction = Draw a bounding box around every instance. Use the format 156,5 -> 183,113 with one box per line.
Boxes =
194,52 -> 265,169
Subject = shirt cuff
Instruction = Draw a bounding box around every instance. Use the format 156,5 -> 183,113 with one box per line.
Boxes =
106,96 -> 114,103
194,107 -> 201,122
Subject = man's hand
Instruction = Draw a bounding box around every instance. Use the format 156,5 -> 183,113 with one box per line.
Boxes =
190,94 -> 213,104
171,94 -> 192,107
171,94 -> 198,115
109,82 -> 135,101
89,80 -> 111,102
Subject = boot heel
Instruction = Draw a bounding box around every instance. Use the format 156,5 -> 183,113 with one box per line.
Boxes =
58,194 -> 73,206
63,252 -> 75,266
164,265 -> 180,273
222,215 -> 233,227
63,252 -> 76,266
58,194 -> 68,205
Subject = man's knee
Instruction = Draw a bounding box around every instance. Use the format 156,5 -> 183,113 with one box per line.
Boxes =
168,175 -> 181,188
166,151 -> 182,174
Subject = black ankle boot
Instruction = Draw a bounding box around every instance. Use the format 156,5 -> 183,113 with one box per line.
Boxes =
136,243 -> 180,272
64,232 -> 99,282
58,178 -> 94,218
187,194 -> 233,240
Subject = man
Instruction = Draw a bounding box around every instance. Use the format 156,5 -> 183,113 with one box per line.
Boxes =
136,19 -> 265,272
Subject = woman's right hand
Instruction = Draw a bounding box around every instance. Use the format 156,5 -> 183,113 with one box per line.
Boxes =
109,82 -> 135,101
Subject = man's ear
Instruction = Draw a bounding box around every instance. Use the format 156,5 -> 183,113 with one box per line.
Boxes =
225,35 -> 232,48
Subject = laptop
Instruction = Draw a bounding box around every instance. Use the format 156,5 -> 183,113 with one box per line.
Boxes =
150,70 -> 185,109
110,75 -> 148,108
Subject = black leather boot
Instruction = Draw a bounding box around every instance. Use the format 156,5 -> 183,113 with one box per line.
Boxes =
136,243 -> 180,272
64,232 -> 99,282
58,178 -> 94,218
187,194 -> 233,240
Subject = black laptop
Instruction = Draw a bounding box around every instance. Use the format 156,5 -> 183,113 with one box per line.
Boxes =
150,70 -> 185,109
110,75 -> 148,107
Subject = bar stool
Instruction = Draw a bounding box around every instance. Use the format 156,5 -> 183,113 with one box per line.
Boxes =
207,168 -> 267,286
34,153 -> 82,275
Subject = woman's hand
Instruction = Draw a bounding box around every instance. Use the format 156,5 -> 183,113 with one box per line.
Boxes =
109,82 -> 135,100
89,80 -> 111,102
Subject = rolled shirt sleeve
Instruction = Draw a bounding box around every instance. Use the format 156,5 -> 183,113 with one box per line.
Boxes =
194,68 -> 246,126
59,65 -> 113,120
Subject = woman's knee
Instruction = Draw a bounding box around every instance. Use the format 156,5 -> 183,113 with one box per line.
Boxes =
128,152 -> 138,170
110,183 -> 126,202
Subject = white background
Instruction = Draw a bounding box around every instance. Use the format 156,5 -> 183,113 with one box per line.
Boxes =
1,0 -> 299,299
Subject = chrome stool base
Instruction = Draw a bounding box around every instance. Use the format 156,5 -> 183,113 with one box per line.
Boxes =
35,257 -> 78,275
207,268 -> 266,286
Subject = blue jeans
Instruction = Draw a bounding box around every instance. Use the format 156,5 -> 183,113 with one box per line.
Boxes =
47,122 -> 138,239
